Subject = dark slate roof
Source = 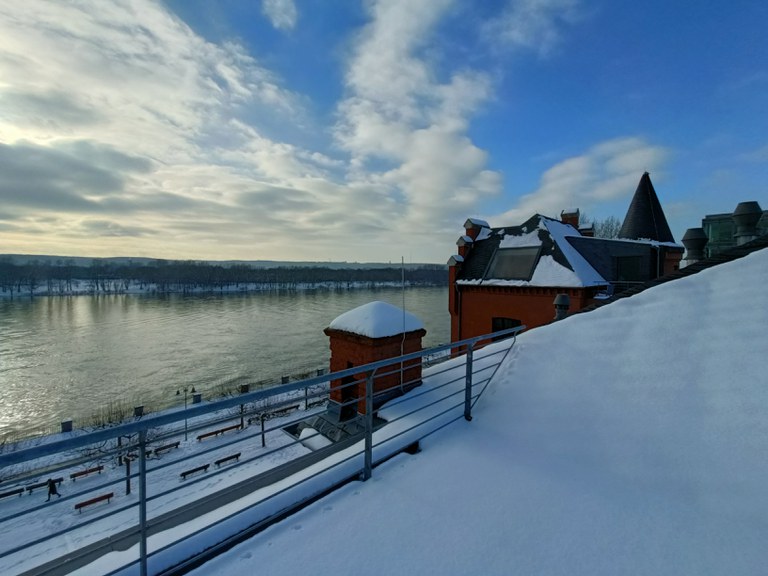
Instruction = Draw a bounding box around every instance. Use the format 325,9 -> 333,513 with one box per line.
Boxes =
576,233 -> 768,315
456,214 -> 606,286
618,172 -> 675,243
566,236 -> 656,281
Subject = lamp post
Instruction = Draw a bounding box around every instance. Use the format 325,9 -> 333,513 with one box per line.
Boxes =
176,386 -> 196,441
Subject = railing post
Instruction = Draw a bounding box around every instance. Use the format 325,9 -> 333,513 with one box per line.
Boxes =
464,343 -> 474,421
363,371 -> 375,480
260,413 -> 266,448
138,429 -> 148,576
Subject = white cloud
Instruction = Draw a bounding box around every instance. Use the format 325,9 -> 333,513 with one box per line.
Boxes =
335,0 -> 502,238
0,0 -> 341,260
492,137 -> 669,224
262,0 -> 298,31
486,0 -> 582,56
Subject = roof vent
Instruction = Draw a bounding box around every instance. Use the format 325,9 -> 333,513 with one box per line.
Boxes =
732,201 -> 762,245
553,293 -> 570,321
682,227 -> 708,263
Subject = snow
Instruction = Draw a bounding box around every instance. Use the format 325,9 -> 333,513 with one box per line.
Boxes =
498,228 -> 540,248
194,248 -> 768,575
479,255 -> 584,288
542,218 -> 606,286
298,427 -> 333,450
327,301 -> 424,338
465,218 -> 490,228
458,217 -> 606,288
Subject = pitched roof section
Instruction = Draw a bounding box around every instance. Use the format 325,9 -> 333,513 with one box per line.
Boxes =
618,172 -> 675,243
456,215 -> 607,288
576,233 -> 768,315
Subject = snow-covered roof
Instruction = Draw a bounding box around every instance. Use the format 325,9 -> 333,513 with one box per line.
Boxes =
201,234 -> 768,576
327,301 -> 424,338
457,214 -> 606,288
464,217 -> 489,228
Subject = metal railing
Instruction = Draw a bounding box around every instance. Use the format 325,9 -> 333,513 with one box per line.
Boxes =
0,326 -> 524,576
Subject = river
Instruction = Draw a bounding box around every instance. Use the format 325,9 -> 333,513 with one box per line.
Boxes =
0,287 -> 449,441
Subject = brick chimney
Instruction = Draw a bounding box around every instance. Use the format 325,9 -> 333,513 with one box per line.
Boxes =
324,301 -> 426,420
464,218 -> 489,241
456,235 -> 473,258
560,209 -> 580,229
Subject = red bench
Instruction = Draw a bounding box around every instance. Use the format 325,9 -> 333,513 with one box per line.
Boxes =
153,441 -> 180,455
180,464 -> 209,480
197,424 -> 241,441
74,492 -> 113,513
25,477 -> 63,494
214,452 -> 241,468
70,465 -> 104,481
0,487 -> 23,499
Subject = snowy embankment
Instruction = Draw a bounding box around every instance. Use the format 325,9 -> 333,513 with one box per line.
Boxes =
0,279 -> 417,298
195,249 -> 768,575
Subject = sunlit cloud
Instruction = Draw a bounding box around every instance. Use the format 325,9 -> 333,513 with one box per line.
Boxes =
485,0 -> 583,57
262,0 -> 298,31
492,137 -> 669,224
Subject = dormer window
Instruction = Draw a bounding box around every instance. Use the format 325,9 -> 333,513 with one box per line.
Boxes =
485,247 -> 541,281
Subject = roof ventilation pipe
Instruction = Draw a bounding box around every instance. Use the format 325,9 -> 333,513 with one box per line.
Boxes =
553,293 -> 570,321
732,201 -> 762,246
682,228 -> 708,265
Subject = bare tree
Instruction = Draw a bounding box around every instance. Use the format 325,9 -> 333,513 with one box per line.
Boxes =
593,215 -> 622,239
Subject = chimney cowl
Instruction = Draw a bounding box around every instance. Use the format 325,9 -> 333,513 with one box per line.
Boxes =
553,293 -> 570,321
732,201 -> 762,245
682,227 -> 708,262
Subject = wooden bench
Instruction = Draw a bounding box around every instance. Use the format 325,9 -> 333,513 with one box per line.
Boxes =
74,492 -> 113,513
25,477 -> 63,495
180,464 -> 209,480
70,465 -> 104,481
196,423 -> 241,441
0,487 -> 23,500
214,452 -> 241,468
153,441 -> 180,455
126,450 -> 152,460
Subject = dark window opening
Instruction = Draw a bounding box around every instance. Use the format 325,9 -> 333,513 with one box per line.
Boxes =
616,256 -> 644,282
492,317 -> 522,340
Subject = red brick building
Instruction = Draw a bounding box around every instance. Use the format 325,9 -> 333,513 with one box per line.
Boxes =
324,301 -> 425,419
448,173 -> 684,341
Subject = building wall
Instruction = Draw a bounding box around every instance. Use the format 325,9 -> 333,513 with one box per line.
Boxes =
326,329 -> 424,414
450,285 -> 593,341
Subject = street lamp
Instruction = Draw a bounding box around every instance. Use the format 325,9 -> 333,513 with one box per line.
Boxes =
176,386 -> 196,441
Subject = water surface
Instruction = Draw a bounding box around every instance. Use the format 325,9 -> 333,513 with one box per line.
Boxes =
0,287 -> 448,440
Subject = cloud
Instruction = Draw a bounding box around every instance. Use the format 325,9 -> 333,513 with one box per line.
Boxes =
485,0 -> 583,57
492,137 -> 669,224
0,0 -> 585,262
262,0 -> 298,31
335,0 -> 502,237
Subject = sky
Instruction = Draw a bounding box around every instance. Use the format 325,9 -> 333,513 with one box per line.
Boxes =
1,0 -> 766,263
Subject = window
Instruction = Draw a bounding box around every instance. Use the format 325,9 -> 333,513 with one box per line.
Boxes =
492,317 -> 521,340
486,247 -> 540,281
616,256 -> 644,281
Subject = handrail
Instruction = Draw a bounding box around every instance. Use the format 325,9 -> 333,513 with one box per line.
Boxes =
0,324 -> 525,576
0,326 -> 524,468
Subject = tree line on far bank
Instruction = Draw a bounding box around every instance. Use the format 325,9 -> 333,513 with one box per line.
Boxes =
0,258 -> 447,297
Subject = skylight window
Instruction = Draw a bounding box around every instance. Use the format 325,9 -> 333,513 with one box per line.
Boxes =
486,247 -> 541,281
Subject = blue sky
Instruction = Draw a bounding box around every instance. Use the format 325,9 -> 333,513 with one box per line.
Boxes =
1,0 -> 766,263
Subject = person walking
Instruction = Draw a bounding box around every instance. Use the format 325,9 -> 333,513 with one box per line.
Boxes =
46,478 -> 61,501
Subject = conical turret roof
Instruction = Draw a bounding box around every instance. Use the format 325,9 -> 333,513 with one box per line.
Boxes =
618,172 -> 675,242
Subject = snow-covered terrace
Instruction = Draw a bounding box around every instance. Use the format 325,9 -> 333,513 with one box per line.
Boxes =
194,247 -> 768,575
